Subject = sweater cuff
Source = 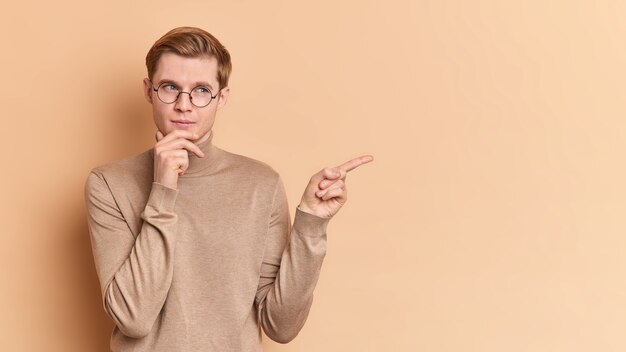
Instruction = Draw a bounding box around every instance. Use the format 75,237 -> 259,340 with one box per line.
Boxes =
293,206 -> 330,237
146,182 -> 179,211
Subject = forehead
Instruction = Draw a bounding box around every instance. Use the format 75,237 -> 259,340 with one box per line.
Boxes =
153,52 -> 219,84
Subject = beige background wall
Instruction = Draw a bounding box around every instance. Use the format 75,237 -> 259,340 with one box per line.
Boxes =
2,0 -> 626,351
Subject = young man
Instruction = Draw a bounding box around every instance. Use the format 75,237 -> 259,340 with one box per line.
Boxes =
84,26 -> 373,351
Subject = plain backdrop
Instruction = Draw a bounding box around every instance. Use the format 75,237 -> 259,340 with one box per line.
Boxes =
2,0 -> 626,351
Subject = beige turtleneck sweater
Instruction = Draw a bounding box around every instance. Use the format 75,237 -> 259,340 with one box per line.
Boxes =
84,130 -> 330,351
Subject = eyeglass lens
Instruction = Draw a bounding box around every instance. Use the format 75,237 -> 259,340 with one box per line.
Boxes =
157,83 -> 214,107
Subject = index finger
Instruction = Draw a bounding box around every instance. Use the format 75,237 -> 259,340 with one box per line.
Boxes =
160,129 -> 199,143
337,155 -> 374,173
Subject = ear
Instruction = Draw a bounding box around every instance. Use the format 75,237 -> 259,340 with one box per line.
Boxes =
143,78 -> 153,104
216,86 -> 230,110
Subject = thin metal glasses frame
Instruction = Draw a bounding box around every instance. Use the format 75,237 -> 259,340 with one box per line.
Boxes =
149,80 -> 218,108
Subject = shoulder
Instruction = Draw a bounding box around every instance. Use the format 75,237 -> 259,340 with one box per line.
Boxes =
85,149 -> 152,193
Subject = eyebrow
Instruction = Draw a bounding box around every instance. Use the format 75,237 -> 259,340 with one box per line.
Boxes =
156,79 -> 215,91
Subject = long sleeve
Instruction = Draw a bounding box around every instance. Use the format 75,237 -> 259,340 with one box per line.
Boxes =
84,171 -> 179,339
254,175 -> 331,343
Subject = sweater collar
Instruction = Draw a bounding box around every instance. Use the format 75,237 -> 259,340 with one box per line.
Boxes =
150,129 -> 221,178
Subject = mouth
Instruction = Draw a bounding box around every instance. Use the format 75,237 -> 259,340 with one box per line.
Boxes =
171,120 -> 196,128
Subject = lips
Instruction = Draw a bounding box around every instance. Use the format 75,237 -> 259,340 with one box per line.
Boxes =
171,120 -> 196,129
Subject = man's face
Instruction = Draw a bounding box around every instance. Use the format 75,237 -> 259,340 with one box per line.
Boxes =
143,52 -> 230,144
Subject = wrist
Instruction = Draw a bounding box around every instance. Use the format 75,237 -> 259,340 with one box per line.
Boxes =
296,204 -> 314,214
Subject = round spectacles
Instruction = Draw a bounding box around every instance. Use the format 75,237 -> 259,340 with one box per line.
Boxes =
150,80 -> 218,108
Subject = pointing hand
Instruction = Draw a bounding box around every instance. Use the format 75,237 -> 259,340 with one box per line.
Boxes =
297,155 -> 374,219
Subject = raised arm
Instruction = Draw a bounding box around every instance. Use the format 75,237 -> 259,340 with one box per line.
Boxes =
254,175 -> 330,343
254,155 -> 373,343
84,172 -> 179,338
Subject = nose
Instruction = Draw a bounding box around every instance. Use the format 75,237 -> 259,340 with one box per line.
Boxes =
174,92 -> 193,112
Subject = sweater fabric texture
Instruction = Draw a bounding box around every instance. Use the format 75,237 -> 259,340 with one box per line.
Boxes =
84,130 -> 330,351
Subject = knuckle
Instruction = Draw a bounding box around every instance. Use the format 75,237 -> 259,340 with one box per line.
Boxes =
158,149 -> 170,159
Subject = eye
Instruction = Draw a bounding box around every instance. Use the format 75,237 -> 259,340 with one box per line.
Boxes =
162,84 -> 178,91
193,86 -> 211,95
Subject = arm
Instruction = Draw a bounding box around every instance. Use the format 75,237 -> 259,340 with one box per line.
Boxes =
254,175 -> 330,343
84,172 -> 179,338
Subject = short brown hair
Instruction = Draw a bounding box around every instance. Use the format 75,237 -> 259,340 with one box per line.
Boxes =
145,26 -> 232,91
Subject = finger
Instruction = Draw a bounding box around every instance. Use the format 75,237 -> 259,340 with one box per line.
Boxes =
323,167 -> 342,180
160,138 -> 205,158
338,155 -> 374,173
321,186 -> 344,201
316,180 -> 344,197
155,138 -> 204,159
155,149 -> 189,175
156,149 -> 189,165
160,129 -> 200,144
156,130 -> 164,142
173,153 -> 190,174
310,167 -> 339,185
318,178 -> 344,190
